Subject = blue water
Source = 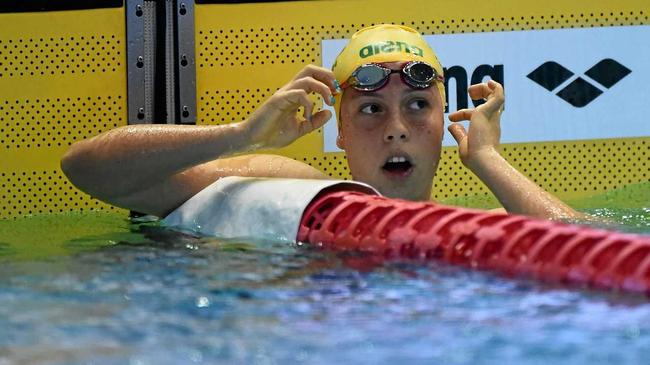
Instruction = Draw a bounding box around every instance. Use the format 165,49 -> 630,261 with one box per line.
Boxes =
0,208 -> 649,365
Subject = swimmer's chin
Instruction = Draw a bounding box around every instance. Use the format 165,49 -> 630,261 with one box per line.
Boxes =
374,184 -> 430,202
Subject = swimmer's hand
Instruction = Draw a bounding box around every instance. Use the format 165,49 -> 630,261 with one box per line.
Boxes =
446,80 -> 582,220
447,79 -> 504,169
241,65 -> 338,149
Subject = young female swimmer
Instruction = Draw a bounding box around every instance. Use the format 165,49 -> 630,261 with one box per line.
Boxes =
61,24 -> 580,220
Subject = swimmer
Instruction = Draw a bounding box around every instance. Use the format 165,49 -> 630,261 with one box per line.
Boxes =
61,24 -> 580,220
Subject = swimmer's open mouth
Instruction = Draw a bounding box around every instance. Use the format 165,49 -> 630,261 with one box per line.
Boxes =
382,156 -> 413,175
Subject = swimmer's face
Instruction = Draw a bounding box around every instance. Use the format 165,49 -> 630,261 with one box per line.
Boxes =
337,62 -> 444,201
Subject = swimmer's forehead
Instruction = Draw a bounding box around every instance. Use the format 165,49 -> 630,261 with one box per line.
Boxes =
379,61 -> 408,68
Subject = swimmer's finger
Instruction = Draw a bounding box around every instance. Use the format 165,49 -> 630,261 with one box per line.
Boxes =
289,77 -> 335,106
301,97 -> 314,122
483,80 -> 505,114
468,83 -> 491,100
448,123 -> 467,142
447,124 -> 468,152
280,89 -> 313,118
448,109 -> 473,122
299,110 -> 332,136
292,64 -> 339,93
468,81 -> 504,114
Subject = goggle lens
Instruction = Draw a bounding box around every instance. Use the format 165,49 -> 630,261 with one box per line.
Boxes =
353,65 -> 390,90
404,62 -> 435,86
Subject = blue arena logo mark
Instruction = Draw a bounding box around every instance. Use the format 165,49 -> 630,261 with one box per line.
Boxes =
527,59 -> 631,107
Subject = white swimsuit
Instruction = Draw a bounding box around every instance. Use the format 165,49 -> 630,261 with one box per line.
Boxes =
163,176 -> 378,242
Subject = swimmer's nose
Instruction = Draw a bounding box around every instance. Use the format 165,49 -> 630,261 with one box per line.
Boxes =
385,133 -> 407,141
383,114 -> 410,142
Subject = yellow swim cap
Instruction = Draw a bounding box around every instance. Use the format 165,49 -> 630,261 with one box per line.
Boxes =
332,24 -> 445,123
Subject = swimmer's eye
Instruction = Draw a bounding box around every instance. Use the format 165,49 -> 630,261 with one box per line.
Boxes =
408,99 -> 429,110
360,104 -> 382,114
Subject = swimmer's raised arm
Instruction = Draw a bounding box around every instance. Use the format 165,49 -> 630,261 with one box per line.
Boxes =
61,65 -> 338,216
447,80 -> 580,220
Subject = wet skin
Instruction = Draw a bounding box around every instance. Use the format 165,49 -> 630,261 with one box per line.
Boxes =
337,64 -> 444,201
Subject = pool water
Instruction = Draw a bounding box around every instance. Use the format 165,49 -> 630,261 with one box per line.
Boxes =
1,184 -> 649,365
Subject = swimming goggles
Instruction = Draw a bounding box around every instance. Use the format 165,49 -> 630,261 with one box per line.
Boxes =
341,61 -> 443,91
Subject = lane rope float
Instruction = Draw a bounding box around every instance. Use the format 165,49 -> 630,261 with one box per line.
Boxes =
298,190 -> 650,295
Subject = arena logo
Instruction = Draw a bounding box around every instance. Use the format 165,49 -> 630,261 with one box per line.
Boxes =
527,59 -> 631,107
358,41 -> 424,58
443,64 -> 504,113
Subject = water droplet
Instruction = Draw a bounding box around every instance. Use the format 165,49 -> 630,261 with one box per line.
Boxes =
196,296 -> 210,308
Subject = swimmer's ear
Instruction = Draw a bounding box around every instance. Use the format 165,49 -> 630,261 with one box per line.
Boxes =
336,132 -> 346,149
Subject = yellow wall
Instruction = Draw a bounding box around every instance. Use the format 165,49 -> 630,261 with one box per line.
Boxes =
0,1 -> 648,218
0,8 -> 128,218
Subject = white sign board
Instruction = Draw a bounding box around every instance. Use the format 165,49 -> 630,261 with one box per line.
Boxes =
321,26 -> 650,152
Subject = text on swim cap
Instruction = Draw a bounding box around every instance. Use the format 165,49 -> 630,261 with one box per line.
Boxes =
359,41 -> 424,59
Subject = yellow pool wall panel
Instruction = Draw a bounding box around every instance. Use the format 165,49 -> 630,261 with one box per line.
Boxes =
0,8 -> 128,218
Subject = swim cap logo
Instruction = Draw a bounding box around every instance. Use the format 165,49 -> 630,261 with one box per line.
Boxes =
359,41 -> 424,58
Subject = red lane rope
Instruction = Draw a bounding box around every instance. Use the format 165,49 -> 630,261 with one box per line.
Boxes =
297,191 -> 650,295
